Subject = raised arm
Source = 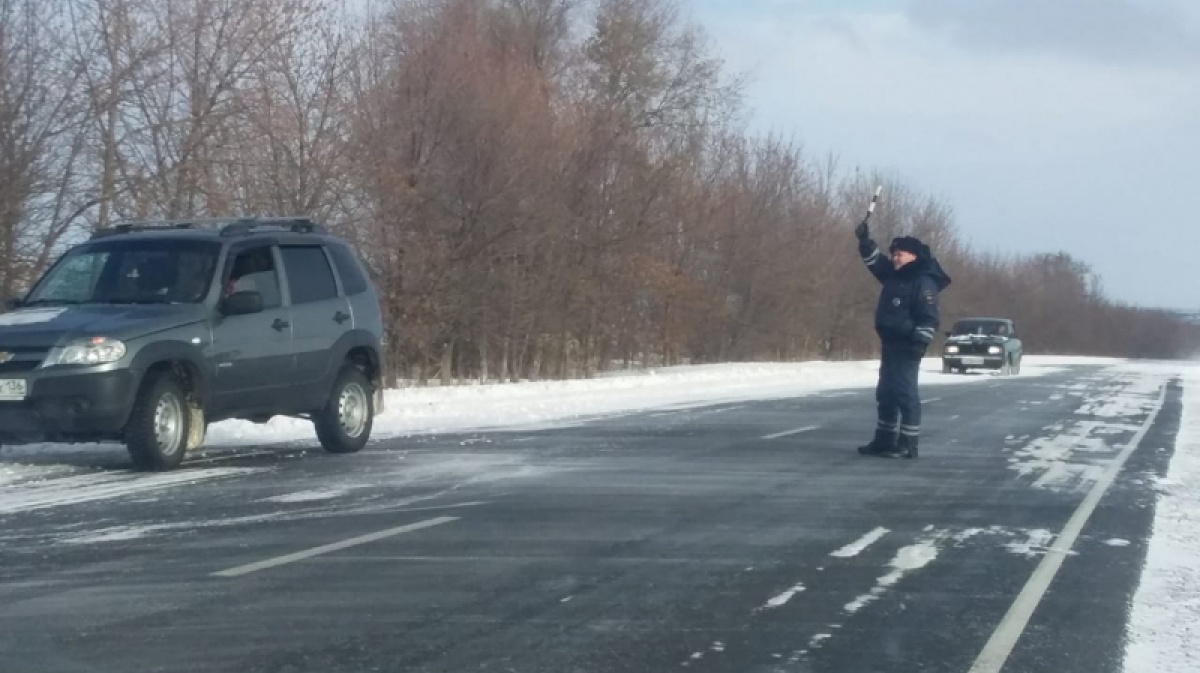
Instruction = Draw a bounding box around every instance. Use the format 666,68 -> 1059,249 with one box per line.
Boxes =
855,219 -> 892,283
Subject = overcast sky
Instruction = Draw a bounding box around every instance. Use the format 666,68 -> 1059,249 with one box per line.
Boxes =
691,0 -> 1199,309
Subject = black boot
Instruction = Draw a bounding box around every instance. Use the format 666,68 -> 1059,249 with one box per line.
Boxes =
858,429 -> 897,456
897,434 -> 919,459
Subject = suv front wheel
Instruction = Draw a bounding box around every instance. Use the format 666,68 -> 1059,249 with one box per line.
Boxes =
125,372 -> 190,471
315,366 -> 374,454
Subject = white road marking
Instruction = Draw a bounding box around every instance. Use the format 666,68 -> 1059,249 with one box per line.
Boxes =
761,582 -> 806,610
968,383 -> 1168,673
830,527 -> 889,558
212,516 -> 458,578
762,425 -> 820,440
923,397 -> 943,404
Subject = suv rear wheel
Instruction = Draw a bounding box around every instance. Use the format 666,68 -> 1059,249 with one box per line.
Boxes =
314,366 -> 374,454
125,372 -> 190,471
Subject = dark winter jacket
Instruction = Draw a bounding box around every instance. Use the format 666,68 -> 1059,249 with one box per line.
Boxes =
860,238 -> 952,355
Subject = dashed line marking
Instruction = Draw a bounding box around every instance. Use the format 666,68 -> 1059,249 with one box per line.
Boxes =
830,527 -> 889,558
762,425 -> 820,440
213,516 -> 458,578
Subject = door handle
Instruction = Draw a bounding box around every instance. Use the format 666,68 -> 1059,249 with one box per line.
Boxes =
271,318 -> 290,332
333,311 -> 350,325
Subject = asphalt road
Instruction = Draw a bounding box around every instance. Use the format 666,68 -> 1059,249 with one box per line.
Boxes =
0,364 -> 1182,673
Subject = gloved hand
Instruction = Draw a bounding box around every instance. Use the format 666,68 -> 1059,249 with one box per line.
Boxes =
856,218 -> 874,257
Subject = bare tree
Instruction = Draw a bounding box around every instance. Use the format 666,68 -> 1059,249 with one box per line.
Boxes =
0,0 -> 92,299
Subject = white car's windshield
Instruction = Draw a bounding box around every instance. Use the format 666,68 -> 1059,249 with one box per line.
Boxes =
952,321 -> 1009,337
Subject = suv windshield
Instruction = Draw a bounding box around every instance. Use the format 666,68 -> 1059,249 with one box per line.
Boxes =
25,240 -> 220,306
952,320 -> 1010,337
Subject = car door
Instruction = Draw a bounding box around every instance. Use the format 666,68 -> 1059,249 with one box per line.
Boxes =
209,243 -> 295,415
279,245 -> 350,409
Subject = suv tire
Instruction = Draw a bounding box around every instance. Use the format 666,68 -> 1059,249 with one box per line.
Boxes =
315,366 -> 374,454
125,372 -> 190,471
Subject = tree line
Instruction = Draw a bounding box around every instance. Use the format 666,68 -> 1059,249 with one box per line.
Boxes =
0,0 -> 1194,384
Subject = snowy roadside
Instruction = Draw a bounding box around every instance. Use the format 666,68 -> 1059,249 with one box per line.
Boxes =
205,356 -> 1090,445
1124,365 -> 1200,673
0,356 -> 1105,474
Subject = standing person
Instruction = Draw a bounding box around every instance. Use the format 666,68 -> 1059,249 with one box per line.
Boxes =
855,219 -> 951,458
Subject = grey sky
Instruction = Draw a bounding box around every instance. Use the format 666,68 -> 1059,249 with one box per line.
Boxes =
692,0 -> 1199,309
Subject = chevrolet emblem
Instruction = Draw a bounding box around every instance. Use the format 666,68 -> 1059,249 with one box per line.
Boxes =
0,352 -> 12,364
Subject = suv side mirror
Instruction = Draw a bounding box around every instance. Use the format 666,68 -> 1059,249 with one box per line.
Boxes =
220,291 -> 264,316
4,298 -> 20,312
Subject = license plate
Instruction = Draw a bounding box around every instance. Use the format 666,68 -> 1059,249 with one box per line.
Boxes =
961,357 -> 985,366
0,378 -> 27,400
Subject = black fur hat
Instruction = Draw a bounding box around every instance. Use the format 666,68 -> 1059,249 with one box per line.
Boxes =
889,236 -> 928,257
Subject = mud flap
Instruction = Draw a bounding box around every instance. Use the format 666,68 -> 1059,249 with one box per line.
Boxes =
186,399 -> 206,451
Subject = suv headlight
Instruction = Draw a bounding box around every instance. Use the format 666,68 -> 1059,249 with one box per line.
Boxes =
44,337 -> 127,367
988,346 -> 1002,355
946,345 -> 960,354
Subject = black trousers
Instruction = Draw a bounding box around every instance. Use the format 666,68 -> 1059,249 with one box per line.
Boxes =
876,344 -> 922,443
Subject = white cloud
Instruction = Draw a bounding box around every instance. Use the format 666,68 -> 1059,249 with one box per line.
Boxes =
716,8 -> 1197,153
694,1 -> 1200,307
908,0 -> 1200,67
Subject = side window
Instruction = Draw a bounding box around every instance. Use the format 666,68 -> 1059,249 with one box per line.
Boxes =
328,244 -> 368,296
281,246 -> 338,304
224,246 -> 282,309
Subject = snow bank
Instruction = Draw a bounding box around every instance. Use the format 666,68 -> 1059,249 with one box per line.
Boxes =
1125,365 -> 1200,673
201,357 -> 1083,447
0,355 -> 1094,470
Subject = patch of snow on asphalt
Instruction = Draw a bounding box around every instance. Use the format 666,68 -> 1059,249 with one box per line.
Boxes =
263,488 -> 349,503
844,532 -> 945,614
0,468 -> 262,515
1005,529 -> 1056,558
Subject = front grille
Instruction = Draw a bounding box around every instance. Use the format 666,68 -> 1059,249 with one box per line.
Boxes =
949,342 -> 999,356
0,348 -> 47,373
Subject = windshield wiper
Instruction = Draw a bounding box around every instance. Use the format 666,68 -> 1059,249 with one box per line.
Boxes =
112,298 -> 179,305
19,299 -> 85,307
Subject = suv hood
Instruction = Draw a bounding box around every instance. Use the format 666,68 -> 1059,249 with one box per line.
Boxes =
0,304 -> 206,348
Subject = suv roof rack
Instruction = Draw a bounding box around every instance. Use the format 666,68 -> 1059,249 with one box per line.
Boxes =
90,222 -> 200,239
90,217 -> 327,240
219,218 -> 327,237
